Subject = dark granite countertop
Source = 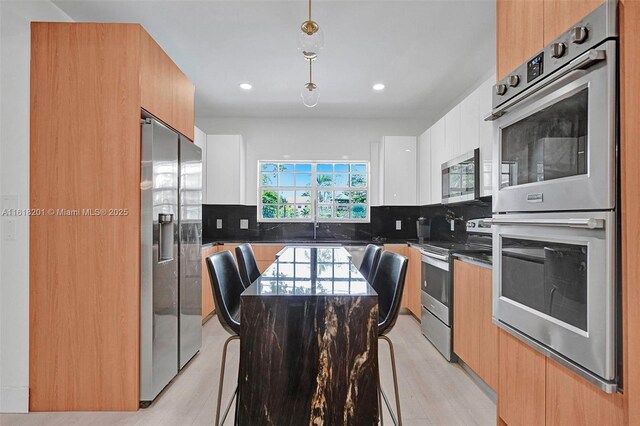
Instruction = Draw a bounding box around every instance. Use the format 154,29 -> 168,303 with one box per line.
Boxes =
243,247 -> 376,296
202,238 -> 416,247
453,252 -> 493,267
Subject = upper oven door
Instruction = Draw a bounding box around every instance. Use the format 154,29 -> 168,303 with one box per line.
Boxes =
493,40 -> 617,213
492,211 -> 617,382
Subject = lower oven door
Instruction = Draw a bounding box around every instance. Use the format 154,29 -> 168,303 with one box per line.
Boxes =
421,254 -> 451,326
492,211 -> 617,384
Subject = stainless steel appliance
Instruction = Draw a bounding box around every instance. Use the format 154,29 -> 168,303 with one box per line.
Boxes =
140,115 -> 202,404
419,219 -> 492,361
489,2 -> 617,213
441,148 -> 480,205
488,1 -> 619,392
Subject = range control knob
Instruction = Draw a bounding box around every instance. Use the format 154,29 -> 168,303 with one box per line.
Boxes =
551,42 -> 566,58
507,75 -> 520,88
496,84 -> 507,96
570,26 -> 589,44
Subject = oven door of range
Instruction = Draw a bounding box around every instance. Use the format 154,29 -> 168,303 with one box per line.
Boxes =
420,253 -> 451,326
492,211 -> 617,386
492,40 -> 617,213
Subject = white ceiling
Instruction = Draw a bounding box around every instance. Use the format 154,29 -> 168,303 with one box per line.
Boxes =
52,0 -> 496,121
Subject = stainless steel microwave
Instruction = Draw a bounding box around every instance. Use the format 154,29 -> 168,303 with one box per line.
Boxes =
441,148 -> 479,205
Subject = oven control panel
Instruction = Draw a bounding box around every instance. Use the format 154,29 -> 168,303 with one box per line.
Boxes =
527,53 -> 544,83
490,0 -> 616,110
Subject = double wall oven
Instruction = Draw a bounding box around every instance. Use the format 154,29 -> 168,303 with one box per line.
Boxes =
488,1 -> 619,392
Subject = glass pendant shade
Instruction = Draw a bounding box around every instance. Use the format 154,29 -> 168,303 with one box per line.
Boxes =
297,25 -> 324,59
301,83 -> 320,108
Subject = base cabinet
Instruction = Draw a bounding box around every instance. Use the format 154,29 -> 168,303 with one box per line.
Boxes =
383,244 -> 419,317
498,329 -> 625,426
406,247 -> 422,319
453,260 -> 497,390
201,246 -> 219,320
545,359 -> 624,426
252,245 -> 285,273
498,330 -> 546,426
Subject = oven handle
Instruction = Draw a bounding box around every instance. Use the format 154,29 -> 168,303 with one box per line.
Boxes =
484,217 -> 604,229
419,251 -> 449,262
485,49 -> 607,121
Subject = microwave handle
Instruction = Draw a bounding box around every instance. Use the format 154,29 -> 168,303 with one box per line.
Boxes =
485,49 -> 607,121
485,217 -> 604,230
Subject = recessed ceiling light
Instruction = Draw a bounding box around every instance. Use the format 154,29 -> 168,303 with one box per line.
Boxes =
405,149 -> 411,152
373,83 -> 385,91
240,83 -> 252,90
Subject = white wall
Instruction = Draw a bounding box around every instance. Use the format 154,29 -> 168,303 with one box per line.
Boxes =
195,117 -> 426,206
0,0 -> 73,413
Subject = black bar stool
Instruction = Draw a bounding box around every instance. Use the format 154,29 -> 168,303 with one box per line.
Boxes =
206,250 -> 244,426
235,243 -> 260,288
370,250 -> 408,426
359,244 -> 383,282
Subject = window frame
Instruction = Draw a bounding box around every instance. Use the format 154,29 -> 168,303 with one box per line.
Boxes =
257,160 -> 370,223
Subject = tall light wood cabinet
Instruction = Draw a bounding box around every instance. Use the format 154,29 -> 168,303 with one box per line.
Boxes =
30,22 -> 194,411
542,0 -> 603,44
496,0 -> 544,80
495,1 -> 640,424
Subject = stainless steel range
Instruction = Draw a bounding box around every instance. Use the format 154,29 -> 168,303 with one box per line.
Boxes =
418,219 -> 492,361
487,1 -> 619,392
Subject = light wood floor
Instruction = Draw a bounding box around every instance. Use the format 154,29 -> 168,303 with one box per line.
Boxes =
1,315 -> 495,425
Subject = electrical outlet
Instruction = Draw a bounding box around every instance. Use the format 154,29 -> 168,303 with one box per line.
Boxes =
240,219 -> 249,230
395,220 -> 402,231
216,219 -> 223,229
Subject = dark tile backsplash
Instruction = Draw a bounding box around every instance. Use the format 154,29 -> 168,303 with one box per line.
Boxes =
203,198 -> 492,244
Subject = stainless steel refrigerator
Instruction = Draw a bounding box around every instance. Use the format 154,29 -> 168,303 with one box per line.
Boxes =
140,115 -> 202,404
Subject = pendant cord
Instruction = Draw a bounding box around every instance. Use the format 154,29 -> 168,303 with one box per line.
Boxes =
309,60 -> 313,84
308,0 -> 312,22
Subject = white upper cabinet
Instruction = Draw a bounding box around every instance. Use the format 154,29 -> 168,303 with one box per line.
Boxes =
380,136 -> 417,206
194,126 -> 207,202
418,129 -> 431,205
205,134 -> 246,205
478,75 -> 495,197
460,89 -> 480,156
430,118 -> 445,204
444,105 -> 461,161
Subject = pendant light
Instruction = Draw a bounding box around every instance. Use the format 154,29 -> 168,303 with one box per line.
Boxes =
297,0 -> 324,59
301,59 -> 319,108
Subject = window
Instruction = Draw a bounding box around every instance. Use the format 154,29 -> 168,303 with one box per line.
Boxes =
258,161 -> 369,222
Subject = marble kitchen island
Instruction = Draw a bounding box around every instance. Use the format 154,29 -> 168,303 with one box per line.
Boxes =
238,247 -> 379,425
